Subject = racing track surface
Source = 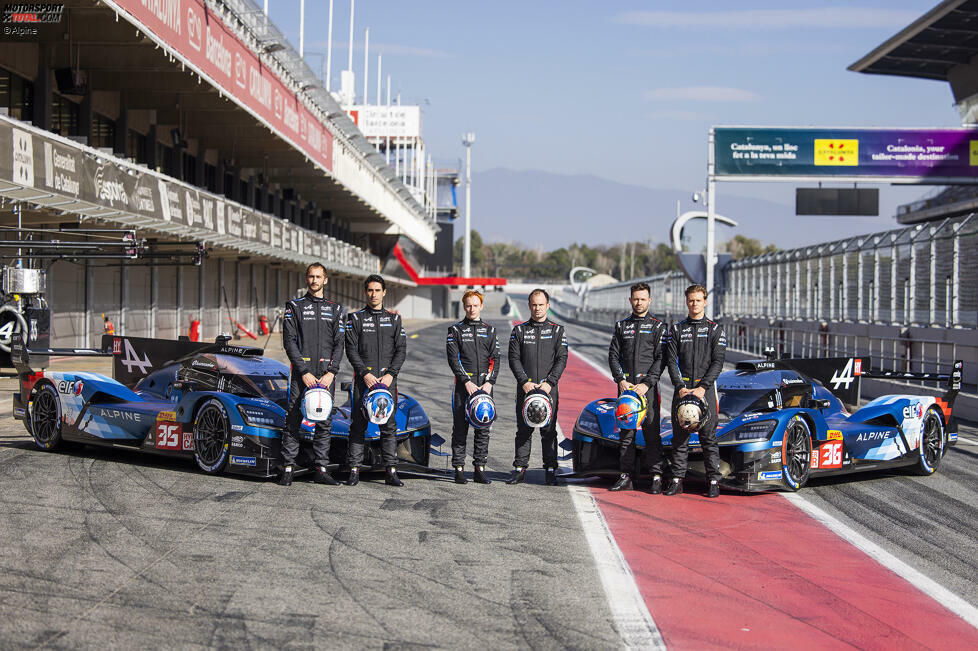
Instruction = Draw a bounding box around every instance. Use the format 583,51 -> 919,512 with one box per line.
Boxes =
559,316 -> 978,613
0,318 -> 620,649
1,311 -> 976,648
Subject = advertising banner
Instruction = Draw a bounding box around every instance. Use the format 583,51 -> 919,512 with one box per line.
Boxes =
714,127 -> 978,182
105,0 -> 333,172
346,106 -> 421,139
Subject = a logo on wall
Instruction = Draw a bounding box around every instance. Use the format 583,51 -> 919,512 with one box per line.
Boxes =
273,88 -> 283,120
94,164 -> 129,207
234,52 -> 247,89
12,128 -> 34,187
187,6 -> 203,52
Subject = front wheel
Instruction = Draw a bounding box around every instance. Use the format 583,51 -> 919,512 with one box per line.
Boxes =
913,408 -> 946,476
782,417 -> 812,490
193,399 -> 231,474
29,383 -> 64,450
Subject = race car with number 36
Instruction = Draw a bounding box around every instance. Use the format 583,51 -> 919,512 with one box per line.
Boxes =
11,334 -> 433,477
571,355 -> 962,492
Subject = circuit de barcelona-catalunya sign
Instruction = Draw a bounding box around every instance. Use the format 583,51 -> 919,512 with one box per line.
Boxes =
713,127 -> 978,183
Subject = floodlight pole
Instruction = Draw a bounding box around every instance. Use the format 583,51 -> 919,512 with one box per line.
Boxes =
706,127 -> 717,319
462,132 -> 475,278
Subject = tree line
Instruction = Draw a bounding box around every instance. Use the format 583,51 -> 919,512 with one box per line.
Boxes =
454,232 -> 778,281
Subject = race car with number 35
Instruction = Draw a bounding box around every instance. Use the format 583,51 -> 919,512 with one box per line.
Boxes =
11,334 -> 433,477
571,355 -> 962,492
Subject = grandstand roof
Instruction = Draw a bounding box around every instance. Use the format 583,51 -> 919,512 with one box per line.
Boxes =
849,0 -> 978,81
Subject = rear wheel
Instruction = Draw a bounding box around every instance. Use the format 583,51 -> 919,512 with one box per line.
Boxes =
782,417 -> 812,490
193,399 -> 230,474
913,408 -> 946,476
29,383 -> 63,450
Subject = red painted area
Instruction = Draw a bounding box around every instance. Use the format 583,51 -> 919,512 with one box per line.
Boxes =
392,243 -> 506,286
561,348 -> 978,649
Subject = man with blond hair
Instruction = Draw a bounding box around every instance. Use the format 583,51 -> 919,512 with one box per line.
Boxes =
446,289 -> 500,484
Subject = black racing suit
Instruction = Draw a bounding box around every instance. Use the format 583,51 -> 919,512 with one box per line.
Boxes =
446,318 -> 500,467
509,319 -> 568,470
665,316 -> 727,481
345,307 -> 407,468
281,293 -> 345,467
608,313 -> 666,476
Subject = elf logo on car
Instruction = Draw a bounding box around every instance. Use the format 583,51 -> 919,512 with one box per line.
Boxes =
120,339 -> 152,375
903,403 -> 923,419
830,358 -> 859,390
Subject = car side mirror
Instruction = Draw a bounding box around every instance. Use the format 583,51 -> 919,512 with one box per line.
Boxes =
814,399 -> 832,410
340,381 -> 352,392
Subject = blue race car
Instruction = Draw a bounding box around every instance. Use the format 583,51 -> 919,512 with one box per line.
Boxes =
571,355 -> 962,492
11,334 -> 433,478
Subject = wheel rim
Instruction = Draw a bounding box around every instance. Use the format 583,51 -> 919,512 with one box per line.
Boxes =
921,413 -> 944,468
784,421 -> 811,483
194,406 -> 227,466
31,388 -> 59,445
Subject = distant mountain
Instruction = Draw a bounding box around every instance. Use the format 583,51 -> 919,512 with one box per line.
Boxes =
468,168 -> 904,250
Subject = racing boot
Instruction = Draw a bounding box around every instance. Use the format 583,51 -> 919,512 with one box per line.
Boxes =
609,473 -> 632,491
707,479 -> 720,498
648,474 -> 663,495
346,467 -> 360,486
277,465 -> 294,487
386,466 -> 404,487
313,465 -> 339,485
545,467 -> 560,486
506,467 -> 526,485
454,465 -> 468,485
473,464 -> 492,484
663,477 -> 683,496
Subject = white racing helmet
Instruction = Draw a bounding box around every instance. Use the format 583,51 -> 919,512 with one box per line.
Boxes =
675,394 -> 708,432
522,389 -> 554,428
302,386 -> 334,422
363,383 -> 396,425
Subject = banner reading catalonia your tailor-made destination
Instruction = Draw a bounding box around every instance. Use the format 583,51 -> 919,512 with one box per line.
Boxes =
713,127 -> 978,181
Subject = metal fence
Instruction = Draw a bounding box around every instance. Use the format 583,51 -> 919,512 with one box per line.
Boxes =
722,214 -> 978,328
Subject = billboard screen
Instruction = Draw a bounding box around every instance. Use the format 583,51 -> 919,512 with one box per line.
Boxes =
714,127 -> 978,182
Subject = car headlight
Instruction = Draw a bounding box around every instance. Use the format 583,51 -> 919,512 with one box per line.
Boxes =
406,406 -> 428,430
237,404 -> 285,429
576,410 -> 602,435
719,419 -> 778,445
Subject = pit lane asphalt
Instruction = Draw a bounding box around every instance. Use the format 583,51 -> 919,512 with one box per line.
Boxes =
0,318 -> 620,649
559,314 -> 978,612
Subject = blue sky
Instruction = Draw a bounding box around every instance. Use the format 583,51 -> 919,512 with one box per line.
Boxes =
265,1 -> 958,235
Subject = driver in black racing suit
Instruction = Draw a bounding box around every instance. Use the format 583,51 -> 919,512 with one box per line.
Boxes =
279,262 -> 345,487
664,284 -> 726,498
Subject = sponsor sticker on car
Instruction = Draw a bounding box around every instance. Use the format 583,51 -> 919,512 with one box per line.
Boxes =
758,471 -> 782,481
157,411 -> 177,421
230,455 -> 256,467
826,430 -> 843,441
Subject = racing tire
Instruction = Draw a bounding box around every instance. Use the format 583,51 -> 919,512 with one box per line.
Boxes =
193,399 -> 231,475
781,416 -> 812,491
913,408 -> 946,476
29,382 -> 64,451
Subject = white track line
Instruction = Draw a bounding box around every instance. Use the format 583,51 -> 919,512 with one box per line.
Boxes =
556,422 -> 665,649
782,493 -> 978,630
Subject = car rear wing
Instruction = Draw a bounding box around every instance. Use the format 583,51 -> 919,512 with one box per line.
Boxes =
9,335 -> 112,376
862,359 -> 963,411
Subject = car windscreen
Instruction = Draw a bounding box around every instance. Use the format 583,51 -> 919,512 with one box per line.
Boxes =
718,388 -> 776,418
215,356 -> 289,401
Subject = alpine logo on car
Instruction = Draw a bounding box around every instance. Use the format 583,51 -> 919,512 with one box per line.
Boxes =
830,358 -> 862,390
856,430 -> 889,442
120,339 -> 152,375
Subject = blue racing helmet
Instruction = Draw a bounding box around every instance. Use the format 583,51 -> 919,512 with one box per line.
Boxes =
363,383 -> 396,425
466,390 -> 496,427
302,386 -> 333,422
615,390 -> 648,430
